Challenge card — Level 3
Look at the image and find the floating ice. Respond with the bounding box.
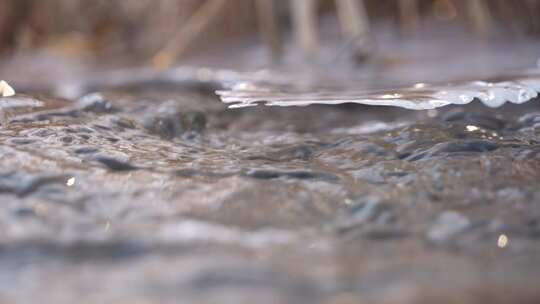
[0,96,43,125]
[16,63,540,112]
[0,80,15,97]
[0,96,42,109]
[216,67,540,110]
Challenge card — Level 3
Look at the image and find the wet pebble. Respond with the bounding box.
[174,168,237,178]
[252,145,318,162]
[28,128,55,138]
[244,169,339,182]
[144,114,182,139]
[406,140,498,161]
[496,188,527,202]
[77,93,116,113]
[362,227,408,240]
[427,211,471,243]
[34,109,81,121]
[106,137,120,143]
[0,172,69,197]
[12,207,36,218]
[517,112,540,128]
[396,140,437,160]
[441,109,507,130]
[350,167,386,184]
[92,124,113,131]
[73,146,100,154]
[432,140,498,153]
[60,136,74,144]
[94,156,138,171]
[280,145,316,161]
[7,138,36,145]
[333,197,395,234]
[525,218,540,237]
[353,142,389,157]
[0,241,149,262]
[143,111,206,140]
[112,117,137,130]
[182,111,207,133]
[73,126,94,134]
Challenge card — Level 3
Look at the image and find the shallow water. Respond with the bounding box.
[0,84,539,303]
[1,23,540,303]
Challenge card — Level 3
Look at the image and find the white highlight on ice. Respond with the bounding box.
[0,80,15,97]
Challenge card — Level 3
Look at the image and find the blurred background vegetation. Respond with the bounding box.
[0,0,539,67]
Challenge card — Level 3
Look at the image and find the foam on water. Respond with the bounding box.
[216,67,540,110]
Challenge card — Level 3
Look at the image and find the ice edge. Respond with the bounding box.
[216,71,540,110]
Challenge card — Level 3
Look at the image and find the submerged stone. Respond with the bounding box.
[77,93,116,113]
[0,172,69,197]
[94,156,138,171]
[406,139,499,161]
[143,111,207,140]
[244,169,339,182]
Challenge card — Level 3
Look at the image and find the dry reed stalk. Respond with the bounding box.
[466,0,492,36]
[291,0,320,58]
[255,0,283,61]
[151,0,228,69]
[336,0,370,40]
[398,0,420,33]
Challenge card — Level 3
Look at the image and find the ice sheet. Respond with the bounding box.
[216,68,540,110]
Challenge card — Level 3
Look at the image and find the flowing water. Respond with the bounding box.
[1,26,540,303]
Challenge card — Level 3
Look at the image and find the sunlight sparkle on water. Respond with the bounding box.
[66,177,76,187]
[497,234,509,248]
[466,125,480,132]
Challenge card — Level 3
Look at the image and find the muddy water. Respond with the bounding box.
[0,84,539,303]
